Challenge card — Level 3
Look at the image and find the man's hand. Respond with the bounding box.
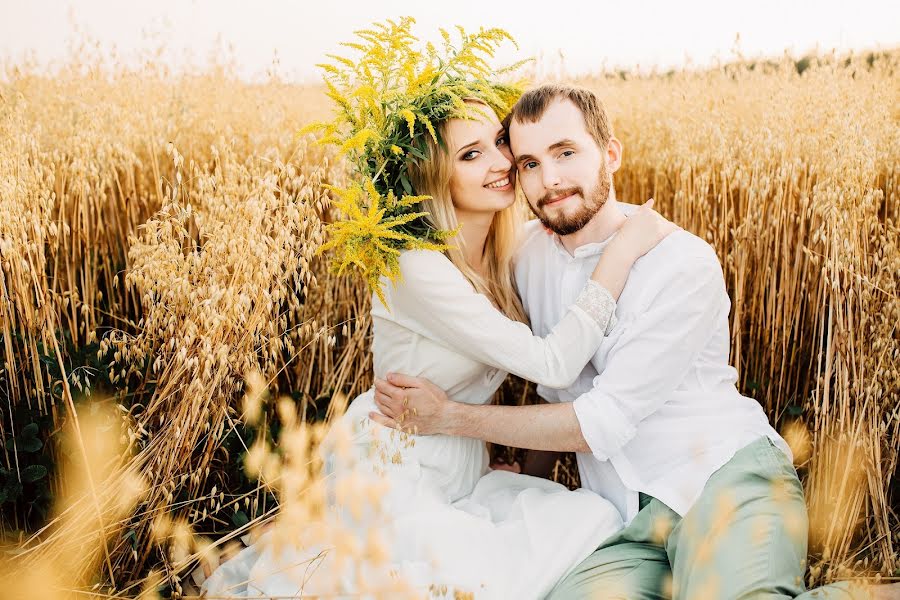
[370,373,453,435]
[490,459,522,473]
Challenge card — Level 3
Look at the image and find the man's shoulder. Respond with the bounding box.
[638,228,722,280]
[514,219,553,269]
[518,219,551,252]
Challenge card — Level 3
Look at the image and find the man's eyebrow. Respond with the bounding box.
[515,139,578,165]
[515,152,536,165]
[548,139,577,151]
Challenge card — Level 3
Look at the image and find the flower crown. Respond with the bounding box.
[304,17,526,307]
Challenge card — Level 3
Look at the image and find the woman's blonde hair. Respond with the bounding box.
[407,101,528,323]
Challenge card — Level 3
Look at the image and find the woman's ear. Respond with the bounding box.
[606,137,623,174]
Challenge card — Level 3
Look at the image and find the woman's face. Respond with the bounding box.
[446,105,516,219]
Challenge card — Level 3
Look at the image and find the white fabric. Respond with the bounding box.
[203,249,623,599]
[514,202,791,523]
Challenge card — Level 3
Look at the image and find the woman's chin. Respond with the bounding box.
[493,190,517,210]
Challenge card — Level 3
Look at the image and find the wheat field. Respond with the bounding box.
[0,47,898,598]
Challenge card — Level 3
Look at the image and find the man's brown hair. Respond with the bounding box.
[503,84,613,149]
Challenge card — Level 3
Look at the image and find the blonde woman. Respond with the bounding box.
[202,97,675,599]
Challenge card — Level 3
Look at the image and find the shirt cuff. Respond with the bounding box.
[572,391,637,461]
[573,280,618,335]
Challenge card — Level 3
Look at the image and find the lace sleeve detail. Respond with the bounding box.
[574,280,618,335]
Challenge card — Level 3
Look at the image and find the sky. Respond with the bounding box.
[1,0,898,81]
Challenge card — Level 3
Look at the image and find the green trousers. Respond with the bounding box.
[547,436,871,600]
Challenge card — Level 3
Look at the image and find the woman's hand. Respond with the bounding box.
[370,373,453,436]
[490,459,522,473]
[608,198,679,262]
[589,198,679,301]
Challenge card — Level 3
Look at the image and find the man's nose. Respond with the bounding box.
[542,162,561,189]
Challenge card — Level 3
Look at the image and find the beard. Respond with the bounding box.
[531,164,611,236]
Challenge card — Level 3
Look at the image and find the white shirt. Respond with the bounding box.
[362,249,616,502]
[514,204,790,523]
[371,250,614,406]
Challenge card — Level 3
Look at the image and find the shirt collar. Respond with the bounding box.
[548,200,637,260]
[550,230,619,260]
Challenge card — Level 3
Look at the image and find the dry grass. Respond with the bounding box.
[0,47,897,597]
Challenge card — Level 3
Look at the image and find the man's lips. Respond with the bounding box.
[542,192,576,207]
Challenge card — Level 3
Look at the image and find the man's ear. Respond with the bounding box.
[606,137,623,174]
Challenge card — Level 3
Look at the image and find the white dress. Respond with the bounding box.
[202,250,624,599]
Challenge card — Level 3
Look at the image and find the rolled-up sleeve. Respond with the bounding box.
[572,254,728,461]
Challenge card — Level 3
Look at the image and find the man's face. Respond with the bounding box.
[509,99,611,235]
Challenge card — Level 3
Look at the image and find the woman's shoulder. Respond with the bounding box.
[395,249,461,282]
[390,249,471,293]
[373,249,478,317]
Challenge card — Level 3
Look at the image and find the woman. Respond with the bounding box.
[202,95,675,599]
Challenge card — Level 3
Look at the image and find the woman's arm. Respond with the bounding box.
[385,201,674,389]
[386,249,614,389]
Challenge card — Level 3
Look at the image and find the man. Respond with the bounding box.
[370,84,871,599]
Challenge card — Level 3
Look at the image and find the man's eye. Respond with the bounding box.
[523,161,538,170]
[496,136,507,147]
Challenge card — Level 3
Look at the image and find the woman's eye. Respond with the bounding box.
[462,150,480,161]
[561,150,574,158]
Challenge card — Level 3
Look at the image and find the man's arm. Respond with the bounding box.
[569,253,726,460]
[372,250,727,455]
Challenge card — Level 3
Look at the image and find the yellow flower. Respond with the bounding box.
[399,109,416,137]
[340,128,377,154]
[317,179,454,308]
[307,18,523,301]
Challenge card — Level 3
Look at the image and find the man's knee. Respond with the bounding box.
[548,554,671,600]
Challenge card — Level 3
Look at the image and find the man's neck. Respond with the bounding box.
[558,198,627,255]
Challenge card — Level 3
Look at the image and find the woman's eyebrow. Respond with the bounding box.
[455,128,506,154]
[455,140,479,154]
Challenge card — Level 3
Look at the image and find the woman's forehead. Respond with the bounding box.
[447,110,501,147]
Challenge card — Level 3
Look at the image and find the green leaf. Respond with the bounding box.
[406,144,427,160]
[786,404,804,416]
[21,423,39,439]
[22,465,47,483]
[4,480,22,502]
[232,510,249,528]
[21,437,42,453]
[124,529,137,549]
[399,173,413,195]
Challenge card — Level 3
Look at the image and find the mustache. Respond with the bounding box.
[538,187,581,208]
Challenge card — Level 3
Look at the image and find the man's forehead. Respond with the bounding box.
[509,103,591,153]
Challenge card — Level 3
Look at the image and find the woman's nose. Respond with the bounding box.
[490,145,513,172]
